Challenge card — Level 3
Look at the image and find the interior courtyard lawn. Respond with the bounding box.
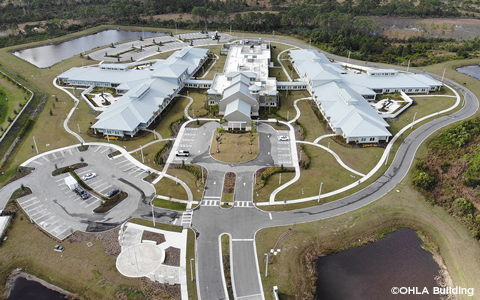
[196,45,226,80]
[182,89,210,118]
[275,90,308,121]
[254,172,295,203]
[154,176,188,200]
[210,131,259,163]
[297,100,327,142]
[275,144,358,202]
[387,95,458,135]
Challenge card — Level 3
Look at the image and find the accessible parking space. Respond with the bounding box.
[275,130,293,166]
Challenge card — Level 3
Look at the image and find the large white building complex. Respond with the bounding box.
[57,47,208,136]
[206,40,279,129]
[57,40,443,143]
[289,49,442,143]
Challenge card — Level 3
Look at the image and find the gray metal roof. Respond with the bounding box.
[224,99,251,120]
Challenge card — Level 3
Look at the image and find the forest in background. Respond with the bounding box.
[0,0,479,65]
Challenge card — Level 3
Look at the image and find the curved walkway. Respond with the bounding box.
[52,78,85,144]
[264,83,462,205]
[288,97,312,124]
[183,95,195,120]
[128,138,174,154]
[277,47,300,82]
[297,141,366,177]
[144,129,163,140]
[314,134,336,144]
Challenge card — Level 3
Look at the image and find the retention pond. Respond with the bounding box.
[12,29,164,68]
[457,65,480,80]
[315,228,441,299]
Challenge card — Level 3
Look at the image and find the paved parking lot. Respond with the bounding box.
[275,130,293,166]
[6,143,179,240]
[89,32,233,63]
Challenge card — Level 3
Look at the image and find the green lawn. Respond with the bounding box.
[275,145,358,202]
[186,229,198,300]
[128,218,183,233]
[297,100,327,142]
[387,96,458,135]
[167,168,204,201]
[152,198,187,211]
[254,172,295,203]
[0,75,31,135]
[196,45,226,80]
[276,90,307,120]
[154,177,188,200]
[182,89,210,118]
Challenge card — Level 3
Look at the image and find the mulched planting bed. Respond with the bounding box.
[143,173,159,183]
[65,228,121,258]
[2,167,35,187]
[142,230,166,244]
[223,172,236,194]
[9,187,32,200]
[52,163,87,176]
[163,247,181,266]
[93,191,128,213]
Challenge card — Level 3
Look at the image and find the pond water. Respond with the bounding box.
[315,228,441,300]
[457,65,480,80]
[7,276,67,300]
[12,30,164,68]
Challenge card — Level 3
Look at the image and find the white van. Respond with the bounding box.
[176,150,190,157]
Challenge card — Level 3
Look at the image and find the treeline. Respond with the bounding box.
[0,0,461,30]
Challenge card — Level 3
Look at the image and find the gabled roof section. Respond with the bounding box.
[231,73,251,85]
[223,81,255,100]
[224,99,251,119]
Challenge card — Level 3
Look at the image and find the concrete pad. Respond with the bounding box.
[116,243,165,277]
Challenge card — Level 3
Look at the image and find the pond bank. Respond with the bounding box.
[4,270,78,299]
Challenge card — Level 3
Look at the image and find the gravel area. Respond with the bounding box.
[142,230,166,244]
[163,247,181,267]
[140,277,181,300]
[65,228,121,258]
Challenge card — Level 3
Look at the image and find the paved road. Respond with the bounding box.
[191,39,480,300]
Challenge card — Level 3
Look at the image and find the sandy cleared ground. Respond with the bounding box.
[374,17,480,40]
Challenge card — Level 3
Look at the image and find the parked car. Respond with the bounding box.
[106,189,120,198]
[80,190,90,199]
[54,245,64,252]
[82,173,97,181]
[176,150,190,157]
[278,136,289,141]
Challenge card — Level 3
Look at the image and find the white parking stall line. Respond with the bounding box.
[60,151,65,158]
[55,177,67,182]
[26,205,44,214]
[279,154,291,157]
[278,141,290,145]
[92,182,109,189]
[101,148,110,153]
[115,159,129,165]
[61,187,69,191]
[42,156,50,162]
[89,179,104,188]
[54,226,71,238]
[31,208,49,218]
[23,200,40,209]
[84,199,101,208]
[100,185,113,193]
[48,218,61,228]
[32,160,43,166]
[35,211,51,220]
[51,152,58,159]
[278,147,290,151]
[69,194,77,198]
[128,168,139,175]
[134,171,146,178]
[18,197,37,204]
[76,169,93,175]
[67,148,73,155]
[120,163,134,169]
[39,215,55,224]
[94,146,102,152]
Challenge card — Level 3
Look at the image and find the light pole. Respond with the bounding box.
[77,124,81,134]
[407,59,410,73]
[33,136,39,154]
[348,51,351,63]
[140,145,144,163]
[264,253,269,277]
[279,173,282,185]
[441,68,446,82]
[190,258,195,281]
[318,182,323,203]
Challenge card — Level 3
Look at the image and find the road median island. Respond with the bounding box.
[210,131,259,163]
[221,234,234,300]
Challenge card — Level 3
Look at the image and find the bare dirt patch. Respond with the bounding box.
[65,228,121,258]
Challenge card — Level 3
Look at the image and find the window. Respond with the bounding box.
[361,138,367,142]
[369,137,375,141]
[209,100,215,105]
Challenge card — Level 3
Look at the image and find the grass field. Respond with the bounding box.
[152,198,187,211]
[0,75,30,135]
[210,132,259,163]
[182,89,210,118]
[167,168,204,201]
[275,145,358,201]
[0,210,142,299]
[297,100,326,142]
[154,177,188,200]
[186,229,198,300]
[387,96,458,135]
[276,90,307,121]
[128,218,183,232]
[254,172,295,202]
